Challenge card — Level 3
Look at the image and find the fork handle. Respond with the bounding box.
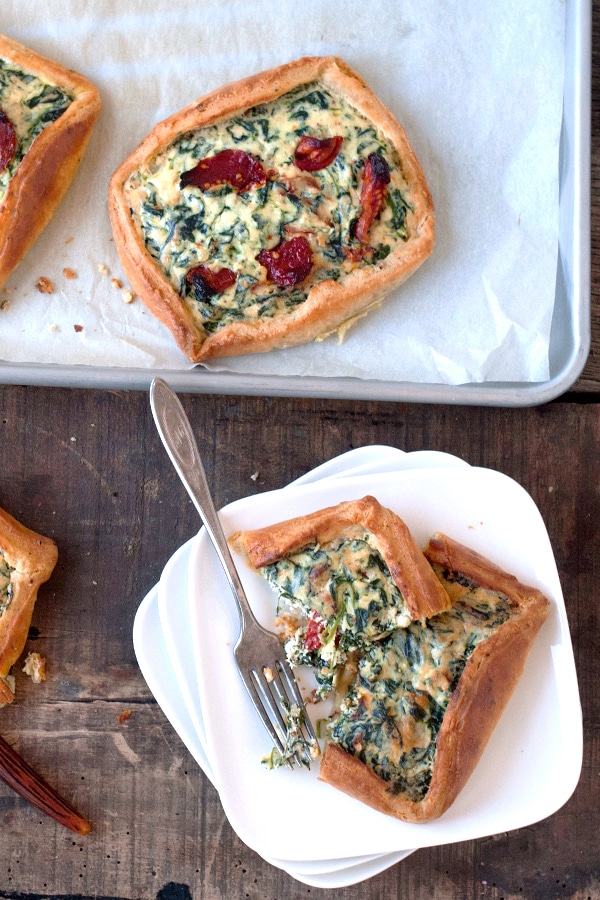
[150,378,256,632]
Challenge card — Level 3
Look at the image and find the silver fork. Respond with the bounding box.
[149,377,318,767]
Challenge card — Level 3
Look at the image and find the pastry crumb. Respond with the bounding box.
[63,267,77,280]
[118,709,132,724]
[1,299,10,311]
[122,289,135,304]
[36,276,54,294]
[97,263,110,275]
[22,652,46,684]
[74,324,84,332]
[250,471,260,481]
[111,277,123,290]
[49,324,60,332]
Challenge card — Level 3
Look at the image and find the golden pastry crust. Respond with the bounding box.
[0,504,58,701]
[230,496,451,621]
[318,532,550,822]
[108,55,434,362]
[0,33,101,289]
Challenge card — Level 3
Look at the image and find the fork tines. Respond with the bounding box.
[240,653,319,769]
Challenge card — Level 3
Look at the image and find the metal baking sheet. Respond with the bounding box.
[0,0,590,406]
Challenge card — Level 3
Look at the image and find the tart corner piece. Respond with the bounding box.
[108,55,434,362]
[318,533,550,823]
[0,504,58,703]
[0,33,101,289]
[230,495,451,703]
[231,496,450,623]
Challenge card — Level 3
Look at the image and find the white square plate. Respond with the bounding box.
[188,465,582,862]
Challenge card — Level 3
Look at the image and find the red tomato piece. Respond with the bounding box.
[304,611,325,650]
[354,152,390,243]
[0,110,17,173]
[180,149,266,193]
[257,236,313,287]
[185,265,237,301]
[294,135,343,172]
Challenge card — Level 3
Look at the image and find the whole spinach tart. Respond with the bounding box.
[0,33,101,289]
[108,56,434,361]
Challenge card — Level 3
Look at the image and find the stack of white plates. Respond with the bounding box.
[133,445,582,888]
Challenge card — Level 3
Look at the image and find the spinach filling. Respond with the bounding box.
[126,81,414,334]
[0,59,72,201]
[262,531,412,696]
[328,577,512,802]
[0,553,14,618]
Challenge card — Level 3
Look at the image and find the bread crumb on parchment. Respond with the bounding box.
[36,276,54,294]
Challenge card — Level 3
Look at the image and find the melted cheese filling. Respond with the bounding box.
[0,552,14,618]
[124,82,414,334]
[0,58,73,202]
[328,569,512,802]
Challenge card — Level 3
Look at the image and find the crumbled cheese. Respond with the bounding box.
[122,289,135,304]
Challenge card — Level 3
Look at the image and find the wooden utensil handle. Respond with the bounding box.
[0,734,91,834]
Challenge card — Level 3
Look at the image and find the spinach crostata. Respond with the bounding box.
[231,499,549,823]
[108,56,434,361]
[0,33,101,289]
[0,504,57,704]
[231,496,451,698]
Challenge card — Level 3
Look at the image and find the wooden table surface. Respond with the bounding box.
[2,13,600,900]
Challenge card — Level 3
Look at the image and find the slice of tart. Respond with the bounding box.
[109,56,434,361]
[0,33,101,289]
[230,496,451,696]
[319,533,550,822]
[0,504,58,704]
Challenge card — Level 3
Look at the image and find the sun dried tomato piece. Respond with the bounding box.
[185,265,237,302]
[180,149,266,193]
[256,236,313,287]
[304,611,325,650]
[0,110,17,173]
[294,135,343,172]
[354,152,391,243]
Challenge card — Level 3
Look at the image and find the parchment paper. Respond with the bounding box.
[1,0,565,385]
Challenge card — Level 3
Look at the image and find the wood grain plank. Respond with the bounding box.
[0,386,597,898]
